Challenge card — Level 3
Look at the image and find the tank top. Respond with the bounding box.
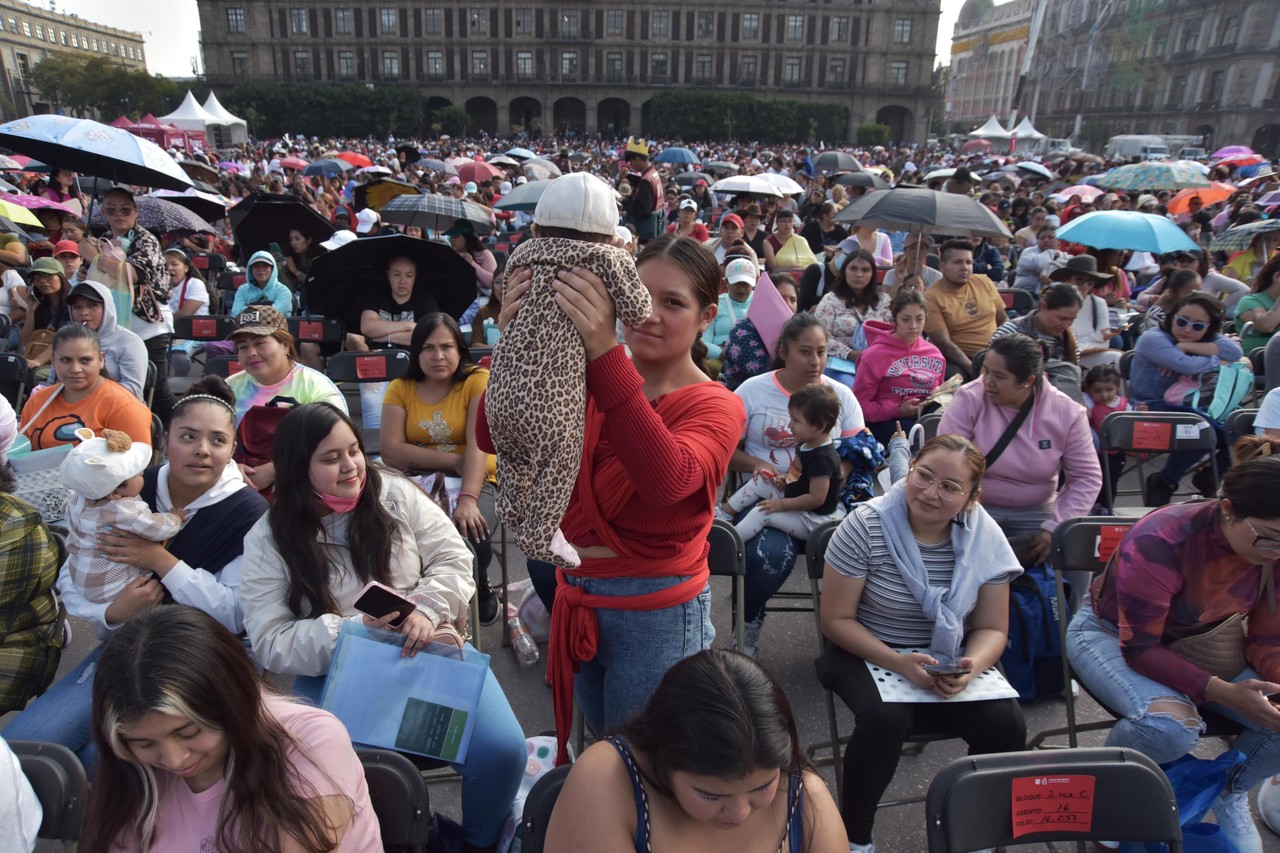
[603,736,806,853]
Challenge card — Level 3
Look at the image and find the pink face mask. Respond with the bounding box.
[315,485,363,514]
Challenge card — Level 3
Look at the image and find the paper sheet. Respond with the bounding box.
[865,648,1019,703]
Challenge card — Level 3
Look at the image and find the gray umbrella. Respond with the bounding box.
[833,172,890,191]
[833,187,1012,239]
[520,158,562,181]
[380,193,494,234]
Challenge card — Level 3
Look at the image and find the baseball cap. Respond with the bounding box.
[694,179,708,188]
[515,176,528,185]
[230,305,289,339]
[725,258,758,286]
[678,198,698,212]
[464,181,478,194]
[720,213,744,230]
[30,257,65,278]
[321,229,357,251]
[67,281,103,303]
[53,239,80,257]
[355,208,381,234]
[533,173,621,237]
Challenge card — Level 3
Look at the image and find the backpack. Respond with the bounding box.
[1000,563,1069,703]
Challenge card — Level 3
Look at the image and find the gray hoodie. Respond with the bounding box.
[79,279,148,400]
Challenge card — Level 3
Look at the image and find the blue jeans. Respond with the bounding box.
[1144,402,1229,488]
[564,574,714,737]
[2,643,102,771]
[743,526,801,623]
[1067,600,1280,794]
[294,643,525,847]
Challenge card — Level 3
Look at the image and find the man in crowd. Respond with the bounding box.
[923,238,1007,379]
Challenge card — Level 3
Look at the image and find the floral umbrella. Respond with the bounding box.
[1096,162,1210,191]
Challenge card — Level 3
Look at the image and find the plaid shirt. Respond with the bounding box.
[64,495,182,604]
[0,493,63,712]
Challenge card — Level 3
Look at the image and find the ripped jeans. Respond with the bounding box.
[742,526,801,623]
[1067,599,1280,794]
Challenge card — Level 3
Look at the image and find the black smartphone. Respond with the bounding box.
[353,581,415,628]
[923,663,972,677]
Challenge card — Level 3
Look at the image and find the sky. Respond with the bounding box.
[62,0,967,78]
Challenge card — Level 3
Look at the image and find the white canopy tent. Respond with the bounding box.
[969,115,1011,140]
[201,91,249,147]
[158,91,218,133]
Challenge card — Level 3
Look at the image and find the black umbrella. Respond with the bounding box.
[673,171,713,187]
[305,234,477,327]
[380,194,494,234]
[303,158,353,178]
[833,187,1012,239]
[178,158,220,183]
[833,172,890,191]
[89,195,216,234]
[230,191,336,264]
[812,151,862,176]
[146,189,228,223]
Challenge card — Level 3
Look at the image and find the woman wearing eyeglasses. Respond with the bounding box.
[1130,292,1241,507]
[817,434,1026,851]
[1066,439,1280,853]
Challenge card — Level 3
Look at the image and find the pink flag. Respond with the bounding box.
[746,271,795,357]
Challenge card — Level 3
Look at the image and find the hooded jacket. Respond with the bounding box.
[80,279,148,401]
[852,320,946,424]
[231,251,294,317]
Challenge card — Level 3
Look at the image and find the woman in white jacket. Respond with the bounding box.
[239,402,525,853]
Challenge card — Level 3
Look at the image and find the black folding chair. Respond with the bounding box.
[1224,406,1258,453]
[288,315,346,347]
[357,748,431,853]
[1098,410,1217,514]
[173,315,236,342]
[10,740,89,845]
[708,519,746,653]
[925,748,1182,852]
[0,350,31,408]
[997,287,1035,317]
[519,765,572,853]
[326,349,412,384]
[203,355,241,378]
[1250,346,1267,401]
[142,361,157,409]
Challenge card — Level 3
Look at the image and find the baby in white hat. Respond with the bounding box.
[487,172,652,567]
[60,429,185,604]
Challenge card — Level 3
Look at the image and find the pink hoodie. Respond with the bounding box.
[852,320,946,424]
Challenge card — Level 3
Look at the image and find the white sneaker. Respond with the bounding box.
[714,504,734,523]
[849,841,874,853]
[735,615,764,659]
[1212,791,1264,853]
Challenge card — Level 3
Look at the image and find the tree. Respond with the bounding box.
[646,91,849,143]
[26,51,180,117]
[856,123,891,147]
[434,105,472,138]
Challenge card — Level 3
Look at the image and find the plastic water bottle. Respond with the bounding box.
[507,615,539,667]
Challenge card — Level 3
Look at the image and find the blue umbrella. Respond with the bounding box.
[303,158,353,178]
[653,146,699,165]
[0,115,192,191]
[506,147,536,161]
[1055,211,1199,254]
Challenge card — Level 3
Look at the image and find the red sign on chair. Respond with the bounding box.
[1011,774,1096,838]
[1000,292,1016,309]
[355,356,387,380]
[1131,421,1172,451]
[192,318,217,338]
[298,321,323,341]
[1097,525,1128,563]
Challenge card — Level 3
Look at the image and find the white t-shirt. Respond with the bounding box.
[168,275,210,317]
[0,268,25,318]
[130,304,175,341]
[883,266,943,290]
[1255,386,1280,435]
[735,371,864,471]
[0,738,40,852]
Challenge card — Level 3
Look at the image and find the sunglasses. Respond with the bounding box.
[1173,315,1210,333]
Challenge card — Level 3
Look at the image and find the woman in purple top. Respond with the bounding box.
[1066,444,1280,853]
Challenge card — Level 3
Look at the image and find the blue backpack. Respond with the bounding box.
[1001,564,1070,703]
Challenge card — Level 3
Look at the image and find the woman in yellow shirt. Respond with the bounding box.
[763,209,819,276]
[380,313,499,623]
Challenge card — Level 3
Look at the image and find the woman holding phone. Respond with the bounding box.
[238,402,525,853]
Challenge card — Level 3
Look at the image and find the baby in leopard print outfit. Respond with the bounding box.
[488,172,652,567]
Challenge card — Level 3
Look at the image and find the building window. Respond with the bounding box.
[34,23,42,39]
[471,50,488,78]
[561,10,579,38]
[786,15,804,40]
[335,8,352,33]
[651,52,668,81]
[829,57,846,84]
[888,60,908,86]
[61,30,68,45]
[289,8,307,33]
[606,51,623,82]
[515,50,533,79]
[294,49,312,78]
[740,55,757,83]
[424,8,441,34]
[784,56,802,84]
[561,50,578,78]
[337,50,355,78]
[426,50,445,78]
[742,13,759,39]
[514,8,532,34]
[128,45,135,57]
[90,36,97,50]
[69,33,77,47]
[652,10,669,37]
[48,28,56,43]
[1180,21,1198,52]
[1219,15,1238,45]
[226,7,246,32]
[137,48,143,61]
[470,8,487,35]
[831,16,848,42]
[607,9,624,35]
[230,50,248,78]
[380,8,397,34]
[695,53,712,80]
[893,18,912,44]
[6,18,14,33]
[697,11,714,37]
[382,50,399,78]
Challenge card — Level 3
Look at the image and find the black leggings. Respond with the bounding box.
[144,333,174,427]
[815,642,1026,844]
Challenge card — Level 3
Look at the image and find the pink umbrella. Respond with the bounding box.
[457,160,503,183]
[281,156,309,170]
[1217,153,1265,168]
[1050,184,1104,203]
[960,139,992,155]
[1211,145,1254,159]
[1,193,78,215]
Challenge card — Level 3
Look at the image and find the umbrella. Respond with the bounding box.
[1054,211,1198,254]
[1209,220,1280,255]
[506,147,536,161]
[178,158,220,182]
[702,160,739,175]
[457,160,503,184]
[1050,185,1104,203]
[306,234,477,325]
[0,178,18,193]
[959,140,992,155]
[1216,153,1266,169]
[0,200,41,227]
[493,179,556,212]
[832,187,1012,239]
[336,151,373,168]
[0,115,193,191]
[1097,162,1211,191]
[303,158,353,178]
[710,175,783,198]
[653,147,699,165]
[812,151,861,175]
[521,158,562,181]
[0,215,31,241]
[380,193,495,234]
[833,172,890,191]
[672,172,713,188]
[757,173,805,196]
[1212,145,1254,159]
[0,154,22,169]
[924,167,957,180]
[415,158,455,175]
[567,152,590,163]
[218,160,241,173]
[147,189,229,222]
[0,193,78,215]
[1257,190,1280,208]
[357,165,393,177]
[1009,162,1054,180]
[979,172,1021,190]
[281,156,309,171]
[487,155,520,168]
[229,191,336,263]
[353,178,421,212]
[1166,182,1236,215]
[1170,159,1211,175]
[89,195,216,234]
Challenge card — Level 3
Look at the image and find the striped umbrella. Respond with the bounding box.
[1097,162,1211,191]
[1209,219,1280,255]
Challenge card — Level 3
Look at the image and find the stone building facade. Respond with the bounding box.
[944,0,1032,128]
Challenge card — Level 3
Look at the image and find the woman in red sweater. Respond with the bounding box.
[480,234,745,763]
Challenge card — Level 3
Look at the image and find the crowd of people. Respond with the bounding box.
[0,128,1279,853]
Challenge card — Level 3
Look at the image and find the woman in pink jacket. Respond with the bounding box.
[853,290,945,446]
[939,333,1102,566]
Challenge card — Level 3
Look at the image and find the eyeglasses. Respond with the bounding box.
[1245,518,1280,553]
[1173,315,1210,333]
[908,466,968,502]
[101,206,133,215]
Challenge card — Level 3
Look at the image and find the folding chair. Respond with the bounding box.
[519,765,572,853]
[0,350,31,408]
[708,519,746,653]
[0,312,12,352]
[997,287,1034,317]
[1098,410,1217,515]
[1224,406,1258,452]
[10,740,89,847]
[326,349,412,384]
[142,361,157,409]
[203,355,241,378]
[1118,350,1135,397]
[909,411,942,453]
[1250,346,1267,401]
[924,747,1182,853]
[356,748,432,853]
[288,315,346,348]
[173,315,236,342]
